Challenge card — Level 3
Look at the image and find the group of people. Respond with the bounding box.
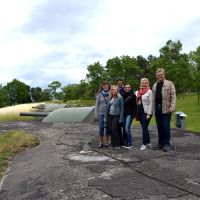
[95,68,176,152]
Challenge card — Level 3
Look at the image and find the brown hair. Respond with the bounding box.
[100,81,111,91]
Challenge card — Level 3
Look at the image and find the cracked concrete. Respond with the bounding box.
[0,120,200,200]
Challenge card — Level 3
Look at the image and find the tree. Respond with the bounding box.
[5,79,31,105]
[190,46,200,103]
[0,84,9,108]
[62,84,80,101]
[30,87,42,102]
[149,40,192,93]
[62,80,90,101]
[105,55,142,89]
[40,89,51,101]
[85,62,108,97]
[48,81,62,100]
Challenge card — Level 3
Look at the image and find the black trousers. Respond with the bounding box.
[107,115,120,147]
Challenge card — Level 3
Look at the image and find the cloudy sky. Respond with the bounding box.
[0,0,200,88]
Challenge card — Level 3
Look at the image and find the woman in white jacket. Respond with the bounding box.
[136,78,153,150]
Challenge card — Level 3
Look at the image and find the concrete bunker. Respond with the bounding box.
[42,106,95,123]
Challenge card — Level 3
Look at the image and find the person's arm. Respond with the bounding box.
[170,82,176,112]
[95,94,100,118]
[147,90,153,116]
[119,97,124,123]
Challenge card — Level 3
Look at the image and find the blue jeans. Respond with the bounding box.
[139,113,151,145]
[138,104,151,145]
[98,114,109,136]
[155,104,171,147]
[123,115,133,146]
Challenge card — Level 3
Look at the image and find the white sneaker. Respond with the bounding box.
[140,144,147,151]
[146,143,152,148]
[123,145,133,149]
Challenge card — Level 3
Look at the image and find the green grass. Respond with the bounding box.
[174,93,200,132]
[0,130,40,180]
[134,93,200,133]
[65,99,95,107]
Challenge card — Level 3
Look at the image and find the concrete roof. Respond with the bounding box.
[42,106,95,123]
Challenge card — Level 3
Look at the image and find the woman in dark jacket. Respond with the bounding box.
[122,84,137,149]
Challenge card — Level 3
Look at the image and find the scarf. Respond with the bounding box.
[136,87,149,102]
[124,91,131,99]
[101,90,109,97]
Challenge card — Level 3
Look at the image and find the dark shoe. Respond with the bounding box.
[162,145,170,152]
[98,144,103,148]
[153,144,162,150]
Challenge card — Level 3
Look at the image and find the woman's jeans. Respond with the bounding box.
[155,104,171,147]
[107,115,120,147]
[138,104,151,145]
[140,113,151,145]
[123,115,133,146]
[98,114,109,136]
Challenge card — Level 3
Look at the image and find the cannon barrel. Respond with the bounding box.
[20,112,48,117]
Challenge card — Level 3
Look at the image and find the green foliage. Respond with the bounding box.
[1,39,200,104]
[62,80,90,101]
[48,81,62,100]
[175,93,200,132]
[30,87,42,102]
[30,87,51,102]
[105,55,143,89]
[65,99,95,107]
[5,79,32,105]
[0,85,9,108]
[189,46,200,103]
[86,62,107,96]
[149,40,193,93]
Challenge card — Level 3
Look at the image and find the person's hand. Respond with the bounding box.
[146,114,151,120]
[95,113,98,119]
[119,120,123,127]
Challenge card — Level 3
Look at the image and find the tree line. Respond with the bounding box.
[0,40,200,107]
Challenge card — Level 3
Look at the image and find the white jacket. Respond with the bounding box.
[136,89,153,115]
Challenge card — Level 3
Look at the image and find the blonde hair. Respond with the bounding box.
[140,78,149,86]
[156,68,165,75]
[109,85,121,98]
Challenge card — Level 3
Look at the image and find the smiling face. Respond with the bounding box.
[141,80,148,89]
[111,86,118,97]
[140,78,149,89]
[103,84,109,91]
[124,84,131,92]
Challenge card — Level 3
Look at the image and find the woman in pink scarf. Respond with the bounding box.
[136,78,153,150]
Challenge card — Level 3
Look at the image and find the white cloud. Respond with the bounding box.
[0,0,200,87]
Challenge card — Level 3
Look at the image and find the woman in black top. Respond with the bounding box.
[122,84,137,148]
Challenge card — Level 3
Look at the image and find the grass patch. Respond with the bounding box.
[0,130,39,180]
[0,103,42,122]
[174,93,200,132]
[134,93,200,133]
[65,99,95,107]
